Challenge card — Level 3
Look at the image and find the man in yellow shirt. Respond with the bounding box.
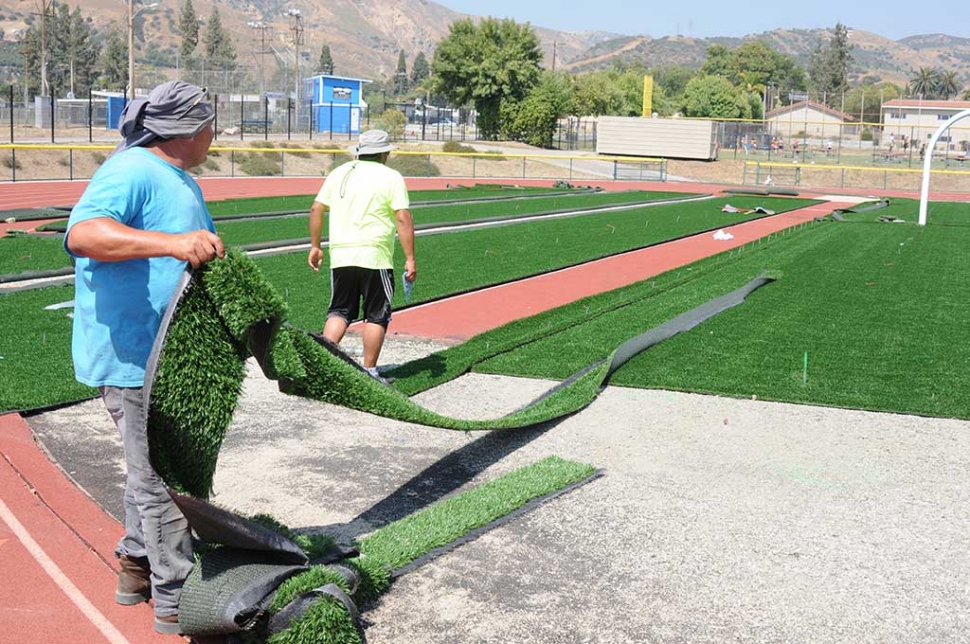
[308,129,416,380]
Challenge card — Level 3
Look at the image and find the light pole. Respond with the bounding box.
[247,21,270,96]
[287,8,303,128]
[128,0,159,99]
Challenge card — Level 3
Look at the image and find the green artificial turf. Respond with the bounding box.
[2,190,695,275]
[211,189,691,247]
[401,212,970,420]
[357,455,595,571]
[834,197,970,228]
[199,186,562,218]
[0,284,94,412]
[266,456,594,644]
[254,195,817,331]
[0,233,71,275]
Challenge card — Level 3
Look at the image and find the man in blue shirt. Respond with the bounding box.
[65,80,223,635]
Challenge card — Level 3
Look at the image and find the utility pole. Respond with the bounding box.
[552,41,557,72]
[32,0,54,97]
[287,8,303,128]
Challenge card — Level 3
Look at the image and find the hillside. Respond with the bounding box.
[0,1,966,90]
[562,27,970,87]
[0,0,613,83]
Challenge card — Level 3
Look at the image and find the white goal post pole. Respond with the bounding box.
[919,108,970,226]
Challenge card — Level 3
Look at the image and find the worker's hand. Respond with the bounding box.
[308,247,324,272]
[404,258,417,283]
[171,230,225,269]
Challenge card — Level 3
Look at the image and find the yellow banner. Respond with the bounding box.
[642,76,654,117]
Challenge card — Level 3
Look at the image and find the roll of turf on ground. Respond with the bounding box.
[145,248,773,497]
[831,199,891,221]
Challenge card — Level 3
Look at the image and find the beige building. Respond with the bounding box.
[765,100,857,140]
[881,99,970,152]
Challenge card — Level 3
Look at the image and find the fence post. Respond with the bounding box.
[213,95,219,141]
[11,149,16,181]
[50,92,55,143]
[9,85,15,143]
[612,160,617,180]
[329,102,333,141]
[287,99,292,140]
[264,96,269,141]
[240,95,244,141]
[69,149,73,181]
[88,88,93,143]
[522,155,526,179]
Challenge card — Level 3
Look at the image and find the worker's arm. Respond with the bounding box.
[308,200,327,272]
[395,208,416,282]
[66,217,224,269]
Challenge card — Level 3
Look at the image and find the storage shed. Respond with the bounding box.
[305,74,371,135]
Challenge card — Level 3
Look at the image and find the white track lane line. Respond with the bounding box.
[0,497,132,644]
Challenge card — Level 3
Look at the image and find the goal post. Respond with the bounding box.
[919,108,970,226]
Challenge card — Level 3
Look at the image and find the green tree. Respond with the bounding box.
[318,44,334,75]
[99,29,128,90]
[502,70,573,147]
[937,70,960,100]
[395,49,408,94]
[411,51,430,86]
[909,67,941,98]
[700,44,731,78]
[203,6,236,70]
[179,0,199,59]
[808,23,852,106]
[844,82,901,123]
[432,17,542,140]
[681,75,749,118]
[18,27,41,97]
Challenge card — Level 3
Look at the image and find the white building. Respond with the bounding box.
[881,99,970,152]
[765,100,857,139]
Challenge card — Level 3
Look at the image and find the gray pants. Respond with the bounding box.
[101,386,194,617]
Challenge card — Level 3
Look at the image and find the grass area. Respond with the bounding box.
[0,233,70,275]
[392,203,970,420]
[252,195,816,331]
[212,189,691,247]
[3,189,685,274]
[0,195,808,414]
[204,185,563,218]
[0,284,93,411]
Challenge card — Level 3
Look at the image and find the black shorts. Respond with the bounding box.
[328,266,394,327]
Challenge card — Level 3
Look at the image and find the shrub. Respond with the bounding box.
[372,109,407,139]
[861,129,874,142]
[1,155,21,170]
[281,142,310,158]
[239,154,281,176]
[388,154,440,177]
[442,141,476,154]
[91,152,106,165]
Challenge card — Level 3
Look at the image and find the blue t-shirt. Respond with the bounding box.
[66,147,215,388]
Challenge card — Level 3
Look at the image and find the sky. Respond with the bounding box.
[433,0,967,41]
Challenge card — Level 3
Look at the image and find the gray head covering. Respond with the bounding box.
[112,80,215,156]
[349,129,395,157]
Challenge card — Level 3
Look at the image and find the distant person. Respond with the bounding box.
[888,132,895,155]
[920,142,926,161]
[826,139,833,155]
[64,80,223,636]
[308,129,417,381]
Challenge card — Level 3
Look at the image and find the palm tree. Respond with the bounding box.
[909,67,941,98]
[937,70,961,100]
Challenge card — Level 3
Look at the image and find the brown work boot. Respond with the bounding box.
[115,554,152,605]
[154,614,181,635]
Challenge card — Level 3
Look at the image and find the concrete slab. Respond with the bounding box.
[27,336,970,644]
